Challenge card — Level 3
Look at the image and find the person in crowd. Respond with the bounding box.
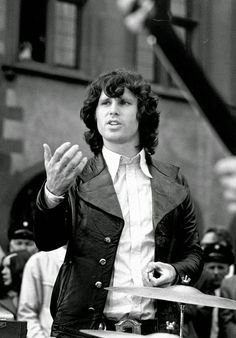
[213,153,236,337]
[0,250,31,319]
[201,226,235,276]
[218,271,236,337]
[33,68,203,337]
[8,220,38,255]
[184,241,234,338]
[201,226,234,249]
[17,246,66,338]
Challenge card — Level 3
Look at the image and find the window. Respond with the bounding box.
[136,0,198,89]
[54,2,80,67]
[19,0,47,63]
[153,0,197,86]
[18,0,85,69]
[170,0,197,54]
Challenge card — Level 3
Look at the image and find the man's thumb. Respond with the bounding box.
[43,143,52,166]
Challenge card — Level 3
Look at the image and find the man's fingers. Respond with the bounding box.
[74,157,88,176]
[146,261,158,273]
[215,157,236,213]
[65,150,83,171]
[145,261,176,287]
[117,0,136,15]
[220,176,236,189]
[215,157,236,175]
[43,143,52,167]
[52,142,72,164]
[227,203,236,213]
[60,145,80,168]
[148,272,167,287]
[65,151,88,176]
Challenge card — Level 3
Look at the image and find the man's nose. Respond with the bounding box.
[20,243,27,250]
[213,267,220,274]
[109,100,119,115]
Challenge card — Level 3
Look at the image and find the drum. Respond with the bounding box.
[80,329,179,338]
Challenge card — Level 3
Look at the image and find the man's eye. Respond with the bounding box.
[120,99,130,105]
[101,100,110,105]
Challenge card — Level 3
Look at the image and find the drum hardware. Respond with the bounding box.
[80,329,180,337]
[105,284,236,338]
[115,319,141,334]
[98,322,106,331]
[181,275,191,285]
[179,304,185,338]
[179,275,191,338]
[165,320,176,333]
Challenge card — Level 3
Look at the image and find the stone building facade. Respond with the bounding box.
[0,0,236,251]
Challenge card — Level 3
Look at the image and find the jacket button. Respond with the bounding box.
[99,258,106,266]
[95,281,102,288]
[104,237,111,243]
[88,306,95,312]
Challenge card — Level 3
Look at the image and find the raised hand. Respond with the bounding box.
[215,156,236,213]
[117,0,155,33]
[44,142,87,196]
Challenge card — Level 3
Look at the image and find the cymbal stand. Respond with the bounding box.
[166,303,185,338]
[179,303,185,338]
[179,275,191,338]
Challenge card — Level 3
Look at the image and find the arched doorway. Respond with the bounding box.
[8,171,46,240]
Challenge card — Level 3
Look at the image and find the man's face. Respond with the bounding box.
[1,253,16,286]
[204,262,229,289]
[96,88,140,154]
[9,239,38,255]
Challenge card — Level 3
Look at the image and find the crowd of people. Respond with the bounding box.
[1,223,236,337]
[1,68,236,338]
[0,220,65,337]
[184,227,236,338]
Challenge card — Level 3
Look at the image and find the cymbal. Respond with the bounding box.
[80,329,179,338]
[105,285,236,310]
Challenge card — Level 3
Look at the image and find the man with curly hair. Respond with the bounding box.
[34,69,203,337]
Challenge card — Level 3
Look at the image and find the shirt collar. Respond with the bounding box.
[102,146,152,181]
[139,150,152,179]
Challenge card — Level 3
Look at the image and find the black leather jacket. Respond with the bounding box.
[34,153,203,337]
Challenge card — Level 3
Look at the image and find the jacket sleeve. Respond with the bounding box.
[171,171,203,285]
[33,182,72,251]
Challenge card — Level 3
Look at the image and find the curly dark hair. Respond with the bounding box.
[80,69,160,155]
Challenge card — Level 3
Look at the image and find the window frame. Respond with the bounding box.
[153,0,198,87]
[3,0,90,84]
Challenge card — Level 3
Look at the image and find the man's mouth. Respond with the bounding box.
[107,120,121,125]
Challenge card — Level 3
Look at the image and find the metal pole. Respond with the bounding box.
[179,303,185,338]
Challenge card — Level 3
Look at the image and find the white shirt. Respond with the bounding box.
[17,247,66,338]
[102,147,155,321]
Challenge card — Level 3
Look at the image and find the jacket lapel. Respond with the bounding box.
[78,154,123,220]
[150,163,187,226]
[78,155,187,224]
